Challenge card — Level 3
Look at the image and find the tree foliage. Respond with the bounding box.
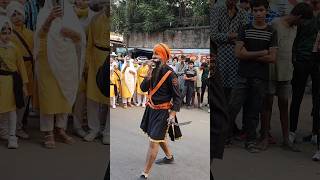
[111,0,210,33]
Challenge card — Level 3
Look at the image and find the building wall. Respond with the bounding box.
[125,26,210,49]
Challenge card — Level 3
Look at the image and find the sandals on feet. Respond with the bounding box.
[44,133,56,149]
[56,129,75,144]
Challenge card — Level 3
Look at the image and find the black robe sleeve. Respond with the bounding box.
[140,77,151,92]
[168,71,181,112]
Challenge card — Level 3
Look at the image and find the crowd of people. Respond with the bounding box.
[0,0,108,149]
[212,0,320,160]
[110,53,210,112]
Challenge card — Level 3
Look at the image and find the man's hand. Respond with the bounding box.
[48,6,63,22]
[228,32,238,40]
[60,28,81,43]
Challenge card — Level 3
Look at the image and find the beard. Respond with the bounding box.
[151,61,165,86]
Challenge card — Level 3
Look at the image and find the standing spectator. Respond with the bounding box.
[24,0,39,31]
[248,0,280,25]
[200,62,209,107]
[176,55,187,103]
[210,0,248,100]
[229,0,278,153]
[195,62,203,108]
[289,0,320,145]
[184,61,197,109]
[260,3,313,151]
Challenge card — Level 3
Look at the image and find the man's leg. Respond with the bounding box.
[55,113,75,144]
[143,141,160,175]
[186,85,192,106]
[159,139,173,158]
[73,92,87,138]
[101,104,109,145]
[16,96,29,139]
[259,94,274,150]
[228,77,249,141]
[137,94,142,106]
[40,114,55,148]
[85,98,100,141]
[311,62,320,139]
[245,79,266,153]
[290,61,310,136]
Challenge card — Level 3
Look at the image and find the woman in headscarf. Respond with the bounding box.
[7,0,34,140]
[121,57,137,108]
[0,16,28,149]
[34,0,86,148]
[0,0,9,15]
[136,61,149,108]
[74,0,97,33]
[84,1,109,144]
[138,43,182,179]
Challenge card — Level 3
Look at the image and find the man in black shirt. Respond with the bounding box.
[229,0,278,153]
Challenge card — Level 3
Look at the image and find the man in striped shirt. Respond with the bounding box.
[228,0,278,153]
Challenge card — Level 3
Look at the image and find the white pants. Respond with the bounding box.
[73,92,86,130]
[16,96,29,130]
[122,98,131,104]
[0,116,8,136]
[87,99,108,135]
[40,114,68,132]
[110,96,116,106]
[0,111,17,136]
[137,94,147,105]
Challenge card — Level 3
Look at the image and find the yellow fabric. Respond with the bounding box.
[75,7,89,18]
[136,65,148,95]
[37,38,72,114]
[86,12,109,104]
[110,72,117,97]
[0,45,28,113]
[11,26,34,96]
[121,71,133,99]
[114,69,121,96]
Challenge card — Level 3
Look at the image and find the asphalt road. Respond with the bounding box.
[212,95,320,180]
[0,117,109,180]
[110,105,210,180]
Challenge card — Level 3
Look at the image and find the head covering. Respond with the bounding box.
[121,58,136,95]
[6,1,25,18]
[153,43,171,63]
[34,0,86,106]
[0,15,12,30]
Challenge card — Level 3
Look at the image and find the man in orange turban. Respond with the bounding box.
[138,43,182,179]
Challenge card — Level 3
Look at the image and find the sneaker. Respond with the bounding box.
[123,104,128,109]
[311,134,318,145]
[245,142,260,153]
[112,105,116,109]
[16,129,30,139]
[142,104,146,108]
[312,151,320,161]
[208,108,210,113]
[83,131,99,142]
[102,134,110,145]
[74,128,87,138]
[8,136,18,149]
[155,156,174,165]
[199,103,203,108]
[289,132,296,144]
[281,142,301,152]
[136,103,141,107]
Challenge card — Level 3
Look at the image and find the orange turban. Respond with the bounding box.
[153,43,171,63]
